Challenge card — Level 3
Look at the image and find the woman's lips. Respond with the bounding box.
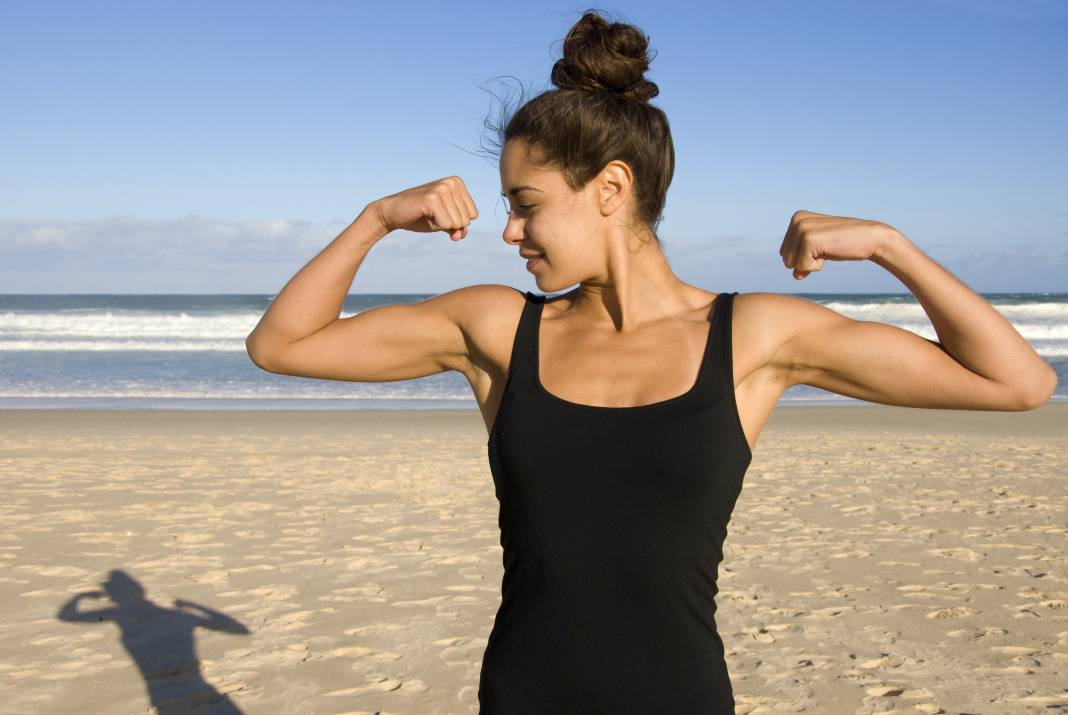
[525,256,543,271]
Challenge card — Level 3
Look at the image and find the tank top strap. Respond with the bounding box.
[502,290,546,393]
[710,291,739,394]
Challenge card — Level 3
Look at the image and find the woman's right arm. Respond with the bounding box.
[245,177,485,383]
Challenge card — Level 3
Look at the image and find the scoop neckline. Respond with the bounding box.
[532,294,720,412]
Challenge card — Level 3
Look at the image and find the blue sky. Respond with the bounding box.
[1,0,1065,294]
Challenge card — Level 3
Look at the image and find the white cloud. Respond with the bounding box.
[1,216,1063,293]
[0,214,519,270]
[953,239,1068,267]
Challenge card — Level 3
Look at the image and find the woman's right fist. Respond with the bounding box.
[371,176,479,241]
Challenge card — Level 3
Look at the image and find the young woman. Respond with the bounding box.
[245,10,1056,714]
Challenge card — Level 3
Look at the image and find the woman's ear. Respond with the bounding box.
[597,160,634,216]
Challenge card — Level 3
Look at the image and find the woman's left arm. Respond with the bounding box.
[771,210,1058,411]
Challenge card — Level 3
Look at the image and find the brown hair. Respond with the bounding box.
[481,9,675,242]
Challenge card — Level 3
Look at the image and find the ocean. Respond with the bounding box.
[0,292,1064,410]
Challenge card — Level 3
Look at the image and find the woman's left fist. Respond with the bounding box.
[779,210,898,280]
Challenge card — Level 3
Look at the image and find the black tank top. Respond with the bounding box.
[479,289,752,714]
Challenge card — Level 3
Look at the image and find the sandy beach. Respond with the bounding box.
[1,404,1065,715]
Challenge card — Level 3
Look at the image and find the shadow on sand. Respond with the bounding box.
[57,569,250,714]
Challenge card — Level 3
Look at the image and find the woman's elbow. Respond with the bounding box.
[1017,366,1059,410]
[245,332,281,373]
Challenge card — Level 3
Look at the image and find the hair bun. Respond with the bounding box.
[550,11,659,102]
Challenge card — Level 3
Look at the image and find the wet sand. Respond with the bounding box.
[1,404,1065,714]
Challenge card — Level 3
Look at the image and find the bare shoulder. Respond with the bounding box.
[725,292,844,433]
[445,282,527,333]
[444,283,529,377]
[733,290,822,316]
[731,291,845,375]
[437,282,525,320]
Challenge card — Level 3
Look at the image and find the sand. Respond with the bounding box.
[0,404,1065,714]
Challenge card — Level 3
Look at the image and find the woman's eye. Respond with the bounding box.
[501,193,534,216]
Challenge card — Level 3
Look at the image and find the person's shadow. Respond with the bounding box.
[57,569,250,714]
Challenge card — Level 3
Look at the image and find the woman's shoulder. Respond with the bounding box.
[437,282,527,306]
[437,283,531,332]
[432,284,535,382]
[730,290,829,330]
[732,290,828,317]
[729,290,851,365]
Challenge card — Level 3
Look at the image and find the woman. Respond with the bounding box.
[245,10,1056,714]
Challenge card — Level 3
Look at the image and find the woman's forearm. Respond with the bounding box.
[246,202,390,358]
[872,229,1057,398]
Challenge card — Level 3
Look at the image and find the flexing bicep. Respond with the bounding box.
[248,285,498,382]
[775,298,1028,410]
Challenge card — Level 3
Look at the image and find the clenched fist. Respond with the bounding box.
[371,176,479,241]
[779,210,901,280]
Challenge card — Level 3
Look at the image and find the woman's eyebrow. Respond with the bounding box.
[502,185,542,196]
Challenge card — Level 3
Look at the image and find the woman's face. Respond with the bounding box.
[499,139,626,293]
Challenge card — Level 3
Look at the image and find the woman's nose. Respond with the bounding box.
[502,218,523,245]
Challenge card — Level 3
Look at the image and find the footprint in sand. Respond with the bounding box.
[434,635,486,664]
[925,606,978,619]
[945,626,1008,640]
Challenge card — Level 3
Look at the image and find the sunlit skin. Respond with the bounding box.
[245,141,1058,453]
[498,138,712,327]
[496,138,747,413]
